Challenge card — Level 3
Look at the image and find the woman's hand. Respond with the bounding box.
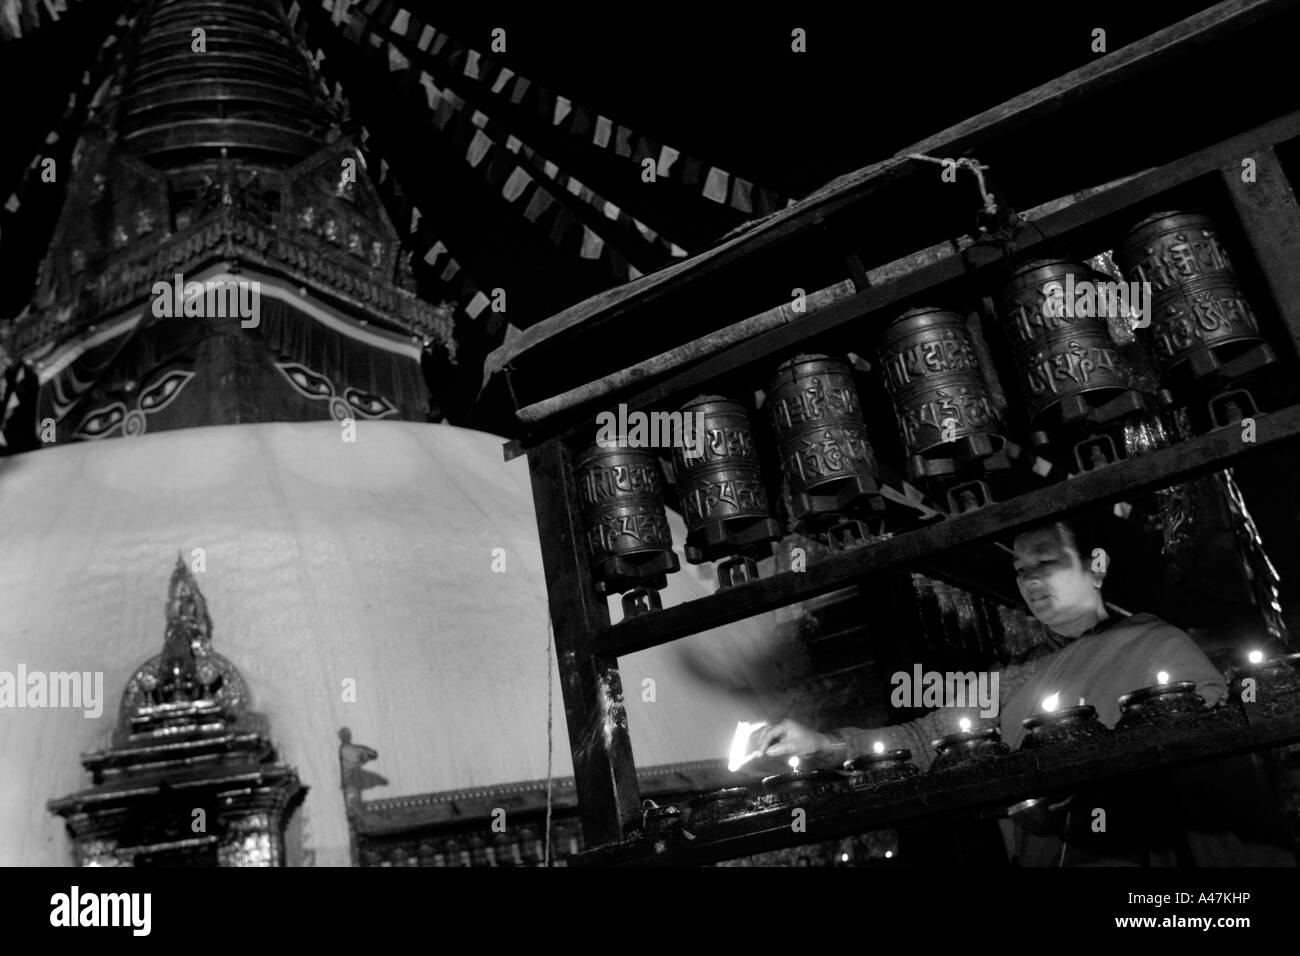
[753,719,831,759]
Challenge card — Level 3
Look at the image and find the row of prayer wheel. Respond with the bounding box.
[570,210,1272,612]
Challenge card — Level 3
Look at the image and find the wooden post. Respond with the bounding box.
[526,439,642,848]
[1222,145,1300,362]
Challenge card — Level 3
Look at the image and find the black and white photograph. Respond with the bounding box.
[1,0,1298,939]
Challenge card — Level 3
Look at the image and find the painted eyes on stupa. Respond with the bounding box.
[285,366,333,397]
[342,387,395,418]
[78,404,125,437]
[139,371,192,410]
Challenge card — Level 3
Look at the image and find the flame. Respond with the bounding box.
[1078,697,1086,707]
[1248,650,1264,664]
[958,717,972,733]
[727,720,767,772]
[1157,671,1169,685]
[873,741,885,754]
[789,756,801,772]
[1041,693,1060,713]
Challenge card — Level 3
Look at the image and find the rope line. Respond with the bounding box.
[906,152,999,217]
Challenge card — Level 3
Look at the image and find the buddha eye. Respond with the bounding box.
[276,362,334,398]
[75,403,126,438]
[139,370,194,410]
[342,386,396,419]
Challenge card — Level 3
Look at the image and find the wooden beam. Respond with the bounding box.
[593,402,1300,657]
[525,441,641,846]
[1222,144,1300,363]
[571,707,1300,866]
[529,108,1300,447]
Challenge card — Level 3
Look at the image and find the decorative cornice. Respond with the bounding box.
[14,205,456,361]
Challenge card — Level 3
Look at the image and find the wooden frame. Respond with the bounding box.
[512,0,1300,860]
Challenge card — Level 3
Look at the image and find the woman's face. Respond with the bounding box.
[1013,527,1101,629]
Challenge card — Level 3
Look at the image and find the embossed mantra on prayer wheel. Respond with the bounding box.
[876,307,1006,477]
[997,260,1134,425]
[1116,211,1267,380]
[670,396,781,565]
[767,354,882,528]
[573,443,679,610]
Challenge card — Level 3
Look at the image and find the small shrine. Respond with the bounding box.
[48,556,305,867]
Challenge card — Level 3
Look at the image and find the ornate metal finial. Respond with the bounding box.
[118,554,250,735]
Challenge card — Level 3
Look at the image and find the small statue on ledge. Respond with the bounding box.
[338,727,387,811]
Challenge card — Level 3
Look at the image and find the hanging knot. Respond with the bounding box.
[906,152,999,218]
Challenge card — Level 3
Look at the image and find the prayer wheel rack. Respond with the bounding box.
[489,0,1300,862]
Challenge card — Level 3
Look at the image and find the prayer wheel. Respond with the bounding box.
[1115,211,1266,380]
[670,395,781,565]
[572,443,679,600]
[876,307,1006,475]
[766,354,882,528]
[997,259,1135,425]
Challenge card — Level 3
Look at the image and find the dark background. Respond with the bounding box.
[0,0,1223,322]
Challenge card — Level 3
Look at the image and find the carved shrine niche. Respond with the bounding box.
[280,141,402,283]
[48,556,306,867]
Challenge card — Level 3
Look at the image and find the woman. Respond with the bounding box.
[754,515,1295,865]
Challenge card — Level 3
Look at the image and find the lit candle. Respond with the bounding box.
[958,717,972,733]
[1248,649,1264,665]
[788,756,801,774]
[1041,693,1060,713]
[1078,697,1086,707]
[1156,670,1169,685]
[872,741,885,755]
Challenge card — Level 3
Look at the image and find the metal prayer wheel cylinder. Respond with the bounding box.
[670,396,781,564]
[572,443,680,595]
[767,354,882,528]
[1115,211,1266,379]
[876,307,1005,474]
[997,260,1135,425]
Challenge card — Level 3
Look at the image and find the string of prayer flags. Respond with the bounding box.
[365,6,789,257]
[613,125,634,158]
[502,167,532,202]
[522,187,554,222]
[465,290,490,319]
[702,167,729,203]
[730,176,754,213]
[580,224,605,260]
[569,108,592,138]
[657,145,680,178]
[553,95,572,126]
